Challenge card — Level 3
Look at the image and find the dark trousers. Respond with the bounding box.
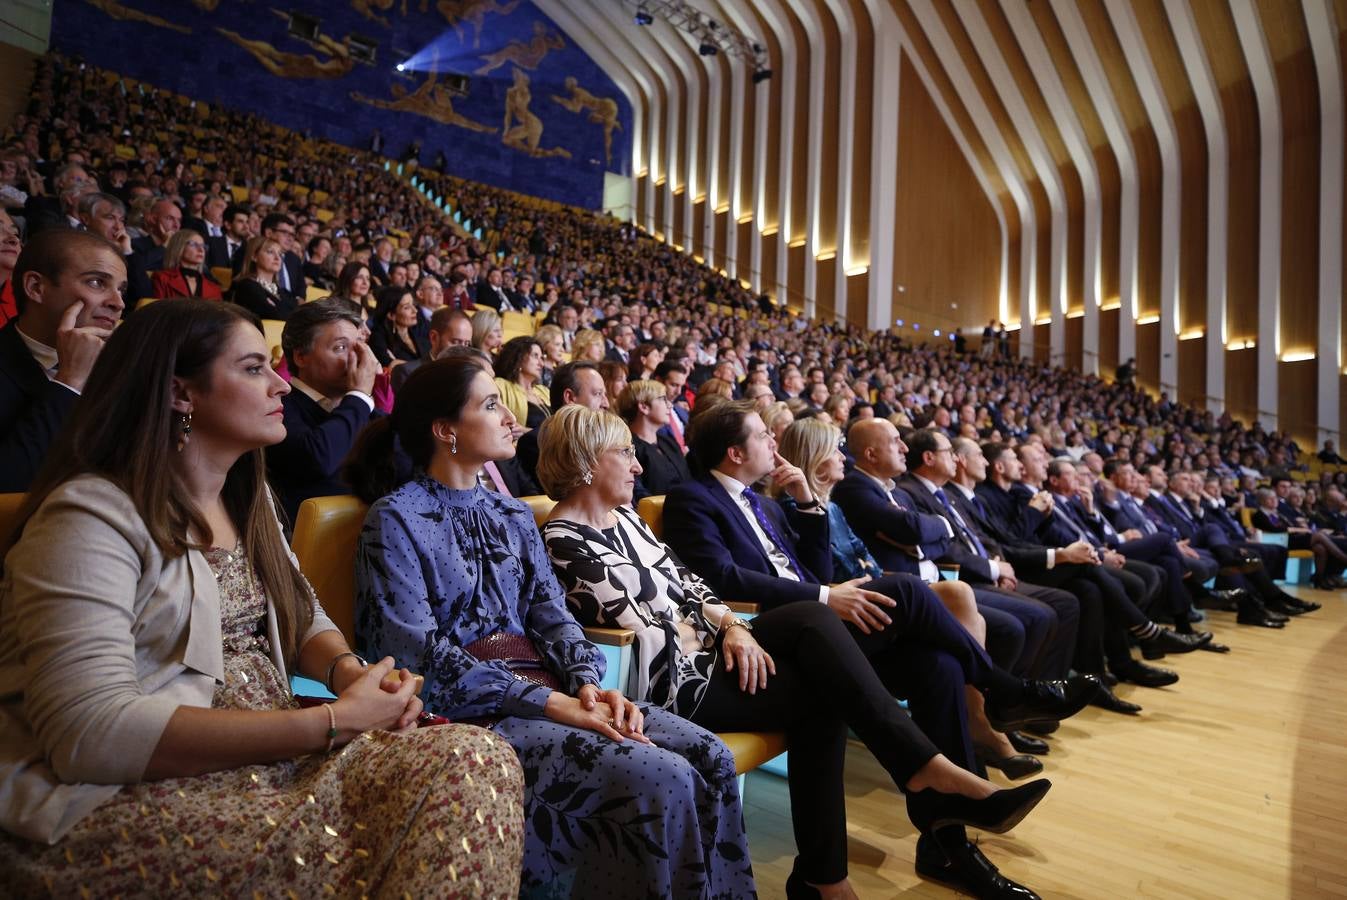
[1118,536,1193,620]
[694,601,943,884]
[1018,562,1104,677]
[972,587,1054,677]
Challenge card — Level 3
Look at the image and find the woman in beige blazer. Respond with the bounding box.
[0,297,524,896]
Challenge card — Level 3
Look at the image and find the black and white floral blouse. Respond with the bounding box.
[542,506,732,716]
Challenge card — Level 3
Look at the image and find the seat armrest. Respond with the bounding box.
[583,626,635,646]
[724,601,761,615]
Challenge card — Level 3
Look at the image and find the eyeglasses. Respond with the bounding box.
[611,446,636,460]
[184,240,205,249]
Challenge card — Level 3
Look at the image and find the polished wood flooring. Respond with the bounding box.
[743,585,1347,898]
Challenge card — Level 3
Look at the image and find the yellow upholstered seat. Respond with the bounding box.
[291,495,368,643]
[520,495,557,528]
[210,266,233,291]
[502,310,536,336]
[636,495,665,539]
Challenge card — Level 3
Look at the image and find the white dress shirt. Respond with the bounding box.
[290,377,374,413]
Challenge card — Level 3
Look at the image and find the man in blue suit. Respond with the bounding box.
[833,419,1047,679]
[664,399,1097,898]
[267,299,380,523]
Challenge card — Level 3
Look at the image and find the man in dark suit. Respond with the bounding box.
[974,443,1183,697]
[514,360,610,495]
[0,230,124,491]
[267,300,380,523]
[1043,460,1218,667]
[125,198,182,306]
[834,419,1046,678]
[368,237,394,286]
[899,428,1079,682]
[22,163,91,236]
[206,203,250,271]
[604,321,635,365]
[475,266,515,311]
[390,307,473,395]
[663,399,1095,899]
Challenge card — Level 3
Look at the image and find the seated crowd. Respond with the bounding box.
[0,53,1341,899]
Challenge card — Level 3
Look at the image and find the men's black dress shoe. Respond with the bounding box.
[1264,597,1308,617]
[1138,627,1213,659]
[975,748,1044,780]
[986,675,1100,732]
[1111,661,1180,688]
[1090,683,1143,714]
[907,779,1052,835]
[1197,638,1231,652]
[1282,595,1322,612]
[1237,606,1287,628]
[915,833,1042,900]
[1099,670,1119,687]
[1198,588,1244,612]
[1007,730,1049,755]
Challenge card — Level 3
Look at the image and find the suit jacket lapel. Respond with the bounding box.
[0,323,51,397]
[700,475,775,573]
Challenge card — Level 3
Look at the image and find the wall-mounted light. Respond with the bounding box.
[1179,329,1205,341]
[1136,314,1160,325]
[1280,350,1316,363]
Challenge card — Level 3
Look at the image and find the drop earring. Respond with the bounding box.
[177,412,193,453]
[449,433,458,455]
[581,470,592,485]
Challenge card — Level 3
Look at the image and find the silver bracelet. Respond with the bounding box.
[325,651,367,694]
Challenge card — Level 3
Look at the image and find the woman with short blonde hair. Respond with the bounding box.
[571,327,605,363]
[536,404,632,501]
[761,400,795,443]
[470,307,503,355]
[615,379,666,423]
[534,323,565,384]
[696,376,733,402]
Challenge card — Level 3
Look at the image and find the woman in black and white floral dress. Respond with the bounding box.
[537,405,1052,899]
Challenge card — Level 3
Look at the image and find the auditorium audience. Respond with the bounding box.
[540,404,1055,898]
[0,300,524,896]
[346,358,756,897]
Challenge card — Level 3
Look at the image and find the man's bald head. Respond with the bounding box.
[849,417,908,479]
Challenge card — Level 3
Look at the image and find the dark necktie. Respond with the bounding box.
[1055,497,1101,547]
[934,488,989,558]
[742,487,806,581]
[1126,496,1157,535]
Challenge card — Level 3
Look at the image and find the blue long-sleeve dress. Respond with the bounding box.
[355,475,756,898]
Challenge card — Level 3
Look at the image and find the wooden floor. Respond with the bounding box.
[743,584,1347,898]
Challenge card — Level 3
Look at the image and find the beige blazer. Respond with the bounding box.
[0,475,337,844]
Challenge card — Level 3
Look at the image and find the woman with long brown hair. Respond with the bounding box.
[0,300,523,896]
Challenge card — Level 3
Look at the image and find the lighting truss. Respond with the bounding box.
[620,0,771,80]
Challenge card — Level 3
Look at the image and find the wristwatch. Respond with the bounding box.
[722,617,754,635]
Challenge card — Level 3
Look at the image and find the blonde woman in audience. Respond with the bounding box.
[762,400,796,443]
[570,327,606,363]
[227,236,296,320]
[617,379,690,496]
[533,322,565,384]
[151,228,222,300]
[0,300,523,896]
[696,376,734,404]
[539,406,1052,900]
[470,307,503,356]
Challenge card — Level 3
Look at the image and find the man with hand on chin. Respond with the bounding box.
[268,299,381,522]
[0,229,124,490]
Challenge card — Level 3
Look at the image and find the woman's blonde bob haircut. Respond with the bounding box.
[536,404,632,500]
[775,417,842,503]
[615,379,666,423]
[570,328,605,362]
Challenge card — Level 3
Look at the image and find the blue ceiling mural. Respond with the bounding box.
[53,0,632,209]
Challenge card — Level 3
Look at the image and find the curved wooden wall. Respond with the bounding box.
[542,0,1345,445]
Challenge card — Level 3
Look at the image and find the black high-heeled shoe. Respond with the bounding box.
[908,778,1052,835]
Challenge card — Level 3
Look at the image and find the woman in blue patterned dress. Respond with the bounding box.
[346,356,756,898]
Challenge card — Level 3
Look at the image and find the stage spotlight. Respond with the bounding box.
[753,68,772,84]
[634,11,653,25]
[395,63,406,72]
[699,41,718,56]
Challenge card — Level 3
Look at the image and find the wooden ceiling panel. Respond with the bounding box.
[1028,0,1110,153]
[892,0,1016,230]
[974,0,1073,170]
[929,0,1039,187]
[1257,0,1319,135]
[1076,0,1151,138]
